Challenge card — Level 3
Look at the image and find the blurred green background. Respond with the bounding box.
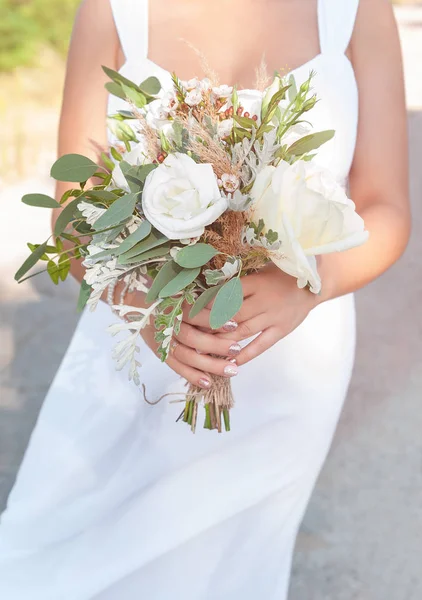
[0,0,79,72]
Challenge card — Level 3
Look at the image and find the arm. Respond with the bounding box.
[217,0,411,364]
[51,0,239,387]
[51,0,118,285]
[318,0,410,301]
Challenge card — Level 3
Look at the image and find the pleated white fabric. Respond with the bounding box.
[0,1,360,598]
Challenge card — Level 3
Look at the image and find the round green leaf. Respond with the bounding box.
[22,193,61,208]
[209,278,243,330]
[139,76,161,96]
[159,267,201,298]
[51,154,98,183]
[174,243,219,268]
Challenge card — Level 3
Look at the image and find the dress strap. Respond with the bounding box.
[318,0,360,54]
[109,0,149,61]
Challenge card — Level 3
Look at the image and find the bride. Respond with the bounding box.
[0,0,410,598]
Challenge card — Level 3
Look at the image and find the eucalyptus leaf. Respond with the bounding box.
[102,66,140,91]
[189,285,222,319]
[116,220,152,255]
[121,84,147,108]
[146,261,182,303]
[93,193,137,231]
[77,280,92,312]
[139,76,161,96]
[159,267,201,298]
[288,130,335,156]
[118,229,168,261]
[118,244,171,265]
[22,193,61,209]
[50,154,98,183]
[209,278,243,330]
[105,81,126,100]
[54,198,82,236]
[174,243,218,268]
[85,190,118,202]
[15,240,49,282]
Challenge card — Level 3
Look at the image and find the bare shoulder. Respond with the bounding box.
[71,0,118,58]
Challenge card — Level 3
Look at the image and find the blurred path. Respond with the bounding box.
[0,7,421,599]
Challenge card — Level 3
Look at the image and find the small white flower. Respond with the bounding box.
[212,84,233,100]
[161,91,179,116]
[182,77,200,91]
[281,122,312,148]
[217,118,233,139]
[185,89,203,107]
[221,173,240,193]
[199,78,212,92]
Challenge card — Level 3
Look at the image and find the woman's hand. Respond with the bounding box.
[223,265,318,365]
[139,311,241,390]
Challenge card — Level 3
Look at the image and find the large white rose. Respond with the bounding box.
[250,160,369,293]
[111,142,149,191]
[142,153,228,240]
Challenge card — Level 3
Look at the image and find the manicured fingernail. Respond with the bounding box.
[223,320,238,332]
[228,343,241,356]
[196,349,203,355]
[224,365,238,377]
[229,358,237,364]
[198,378,211,389]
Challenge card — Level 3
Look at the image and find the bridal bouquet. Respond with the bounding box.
[15,66,368,432]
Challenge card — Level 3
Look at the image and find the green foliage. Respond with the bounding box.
[209,278,243,330]
[0,0,80,72]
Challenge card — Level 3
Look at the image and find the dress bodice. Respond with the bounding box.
[108,0,359,184]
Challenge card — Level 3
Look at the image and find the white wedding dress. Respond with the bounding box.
[0,1,360,598]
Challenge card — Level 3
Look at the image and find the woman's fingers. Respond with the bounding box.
[217,314,267,342]
[170,340,239,379]
[166,354,213,389]
[182,305,240,334]
[236,327,281,366]
[176,322,241,357]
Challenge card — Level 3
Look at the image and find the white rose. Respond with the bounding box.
[250,160,369,293]
[217,118,234,139]
[142,153,228,240]
[111,142,149,191]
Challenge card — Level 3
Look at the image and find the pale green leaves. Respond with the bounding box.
[146,261,181,303]
[22,193,60,209]
[51,154,98,183]
[159,267,200,298]
[54,197,82,236]
[77,280,92,312]
[93,193,137,231]
[189,285,222,319]
[118,229,168,264]
[14,240,49,282]
[174,244,218,269]
[103,66,161,104]
[288,130,335,157]
[209,278,243,330]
